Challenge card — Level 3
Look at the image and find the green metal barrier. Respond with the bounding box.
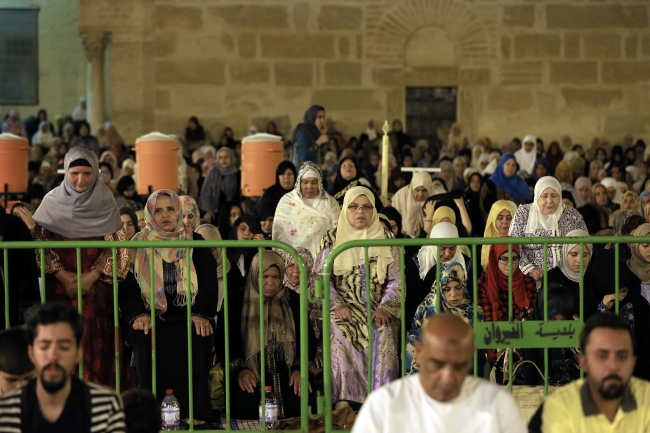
[1,239,311,433]
[317,235,640,433]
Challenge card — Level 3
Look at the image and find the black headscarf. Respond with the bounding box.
[333,157,360,194]
[116,175,135,196]
[291,105,324,145]
[253,161,297,220]
[217,201,243,241]
[561,190,576,208]
[185,116,206,142]
[379,206,404,238]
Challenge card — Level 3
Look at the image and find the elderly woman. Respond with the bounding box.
[121,189,219,424]
[229,251,311,419]
[21,146,130,387]
[547,229,592,311]
[199,147,240,223]
[509,176,588,285]
[405,261,484,375]
[313,186,401,408]
[479,154,532,220]
[391,171,433,238]
[480,200,518,272]
[273,162,340,258]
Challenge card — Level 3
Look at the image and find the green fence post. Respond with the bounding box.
[150,247,157,397]
[76,247,83,379]
[222,246,231,431]
[186,247,194,429]
[258,248,266,431]
[507,243,513,395]
[543,244,549,397]
[400,246,406,378]
[579,243,584,380]
[112,247,120,394]
[39,248,45,303]
[3,249,8,329]
[472,244,478,378]
[615,243,620,315]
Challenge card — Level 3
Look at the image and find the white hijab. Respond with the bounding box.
[333,187,393,283]
[524,176,564,234]
[514,134,537,175]
[417,222,466,279]
[391,171,433,238]
[559,229,592,283]
[364,120,377,142]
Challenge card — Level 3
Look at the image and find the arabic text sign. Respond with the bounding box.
[474,320,583,349]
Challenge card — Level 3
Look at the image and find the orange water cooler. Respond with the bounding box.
[135,132,179,195]
[0,132,30,209]
[241,133,284,197]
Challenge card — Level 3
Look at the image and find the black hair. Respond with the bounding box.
[26,303,83,348]
[230,215,262,240]
[580,313,636,354]
[0,327,35,375]
[119,206,138,231]
[122,388,162,433]
[69,159,92,169]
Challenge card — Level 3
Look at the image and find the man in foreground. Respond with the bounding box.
[0,303,126,432]
[531,313,650,432]
[352,313,526,433]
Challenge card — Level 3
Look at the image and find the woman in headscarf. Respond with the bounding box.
[531,157,549,181]
[31,121,55,148]
[70,121,100,156]
[574,177,602,235]
[22,146,130,387]
[199,147,240,223]
[121,189,218,424]
[273,162,340,258]
[514,135,537,176]
[436,159,460,192]
[391,171,434,238]
[477,244,537,366]
[479,154,533,220]
[115,175,143,212]
[71,97,87,121]
[184,116,206,146]
[312,186,401,408]
[292,105,328,167]
[228,251,312,419]
[464,171,486,237]
[480,200,518,272]
[422,197,472,238]
[620,190,641,213]
[546,141,564,173]
[332,157,382,208]
[626,165,645,193]
[547,229,592,310]
[216,200,243,241]
[554,160,574,188]
[405,261,484,374]
[443,123,467,156]
[253,161,297,221]
[509,176,588,286]
[99,149,121,179]
[591,182,619,230]
[389,119,412,151]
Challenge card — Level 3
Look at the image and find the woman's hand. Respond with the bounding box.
[15,206,36,230]
[132,315,152,334]
[252,234,265,241]
[372,307,393,327]
[529,268,543,281]
[602,293,626,310]
[288,370,312,396]
[453,197,466,211]
[203,212,215,223]
[334,305,353,323]
[238,369,257,393]
[314,346,323,369]
[80,269,100,294]
[424,200,436,219]
[316,134,329,146]
[191,316,213,336]
[56,270,78,298]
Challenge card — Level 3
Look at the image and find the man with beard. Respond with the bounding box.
[530,314,650,432]
[0,303,126,432]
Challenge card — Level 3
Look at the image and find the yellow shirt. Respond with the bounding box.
[541,377,650,433]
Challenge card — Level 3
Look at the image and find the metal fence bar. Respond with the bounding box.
[507,243,513,394]
[222,246,231,431]
[3,249,8,329]
[112,247,120,394]
[39,248,45,303]
[76,247,83,379]
[186,247,194,428]
[543,244,548,397]
[579,243,584,380]
[399,246,406,378]
[258,247,266,431]
[365,247,372,396]
[615,243,620,315]
[149,246,157,397]
[472,244,478,378]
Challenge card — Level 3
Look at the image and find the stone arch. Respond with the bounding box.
[404,26,458,67]
[366,0,495,66]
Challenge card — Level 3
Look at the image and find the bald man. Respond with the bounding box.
[352,314,526,433]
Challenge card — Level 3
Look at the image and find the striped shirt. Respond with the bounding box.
[0,378,126,433]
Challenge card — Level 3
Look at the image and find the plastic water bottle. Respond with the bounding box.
[161,389,180,430]
[259,386,279,429]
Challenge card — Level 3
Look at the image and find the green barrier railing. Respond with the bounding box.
[1,239,312,433]
[317,235,639,433]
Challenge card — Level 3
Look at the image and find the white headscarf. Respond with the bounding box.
[416,222,466,279]
[391,171,433,238]
[514,134,537,175]
[31,121,55,147]
[559,229,592,283]
[72,97,87,121]
[333,187,393,283]
[364,120,377,142]
[614,181,628,205]
[525,176,564,234]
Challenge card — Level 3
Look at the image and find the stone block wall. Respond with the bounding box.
[75,0,650,145]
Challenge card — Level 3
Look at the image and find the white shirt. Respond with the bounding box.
[352,375,527,433]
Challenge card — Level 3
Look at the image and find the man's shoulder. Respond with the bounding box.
[84,380,122,402]
[0,386,23,403]
[630,376,650,401]
[367,375,419,402]
[462,376,516,400]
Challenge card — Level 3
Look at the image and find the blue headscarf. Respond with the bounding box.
[530,157,549,181]
[489,154,533,201]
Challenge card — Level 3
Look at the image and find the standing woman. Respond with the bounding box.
[480,200,518,272]
[199,147,240,224]
[479,154,533,221]
[273,162,340,259]
[391,171,434,238]
[24,146,130,387]
[253,161,297,221]
[509,176,588,286]
[313,186,401,408]
[292,105,329,167]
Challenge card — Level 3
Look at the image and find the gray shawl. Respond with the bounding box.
[198,147,239,214]
[33,146,122,238]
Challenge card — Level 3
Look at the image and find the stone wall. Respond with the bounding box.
[77,0,650,145]
[0,0,87,122]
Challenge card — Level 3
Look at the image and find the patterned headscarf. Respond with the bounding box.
[425,261,482,324]
[295,161,326,199]
[179,195,200,230]
[132,190,198,313]
[281,247,314,294]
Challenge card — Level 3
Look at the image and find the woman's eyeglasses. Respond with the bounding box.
[348,204,374,213]
[498,256,520,264]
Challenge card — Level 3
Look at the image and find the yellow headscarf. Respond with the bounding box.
[433,206,456,226]
[481,200,518,271]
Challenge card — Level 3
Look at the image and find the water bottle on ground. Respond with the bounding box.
[259,386,279,429]
[161,389,180,430]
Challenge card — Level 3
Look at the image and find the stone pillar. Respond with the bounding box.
[81,31,107,133]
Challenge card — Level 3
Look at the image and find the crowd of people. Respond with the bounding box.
[2,103,650,430]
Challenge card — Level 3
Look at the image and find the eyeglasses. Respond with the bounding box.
[498,256,520,264]
[348,204,374,213]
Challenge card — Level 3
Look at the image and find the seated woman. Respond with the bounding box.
[480,200,518,272]
[121,189,218,424]
[477,244,537,366]
[591,182,619,231]
[253,161,296,222]
[405,261,483,374]
[391,171,433,238]
[216,201,243,240]
[547,229,592,312]
[273,161,340,259]
[229,251,311,420]
[509,176,587,287]
[574,176,602,234]
[422,196,472,237]
[479,154,532,221]
[313,186,401,408]
[464,171,486,237]
[332,157,382,208]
